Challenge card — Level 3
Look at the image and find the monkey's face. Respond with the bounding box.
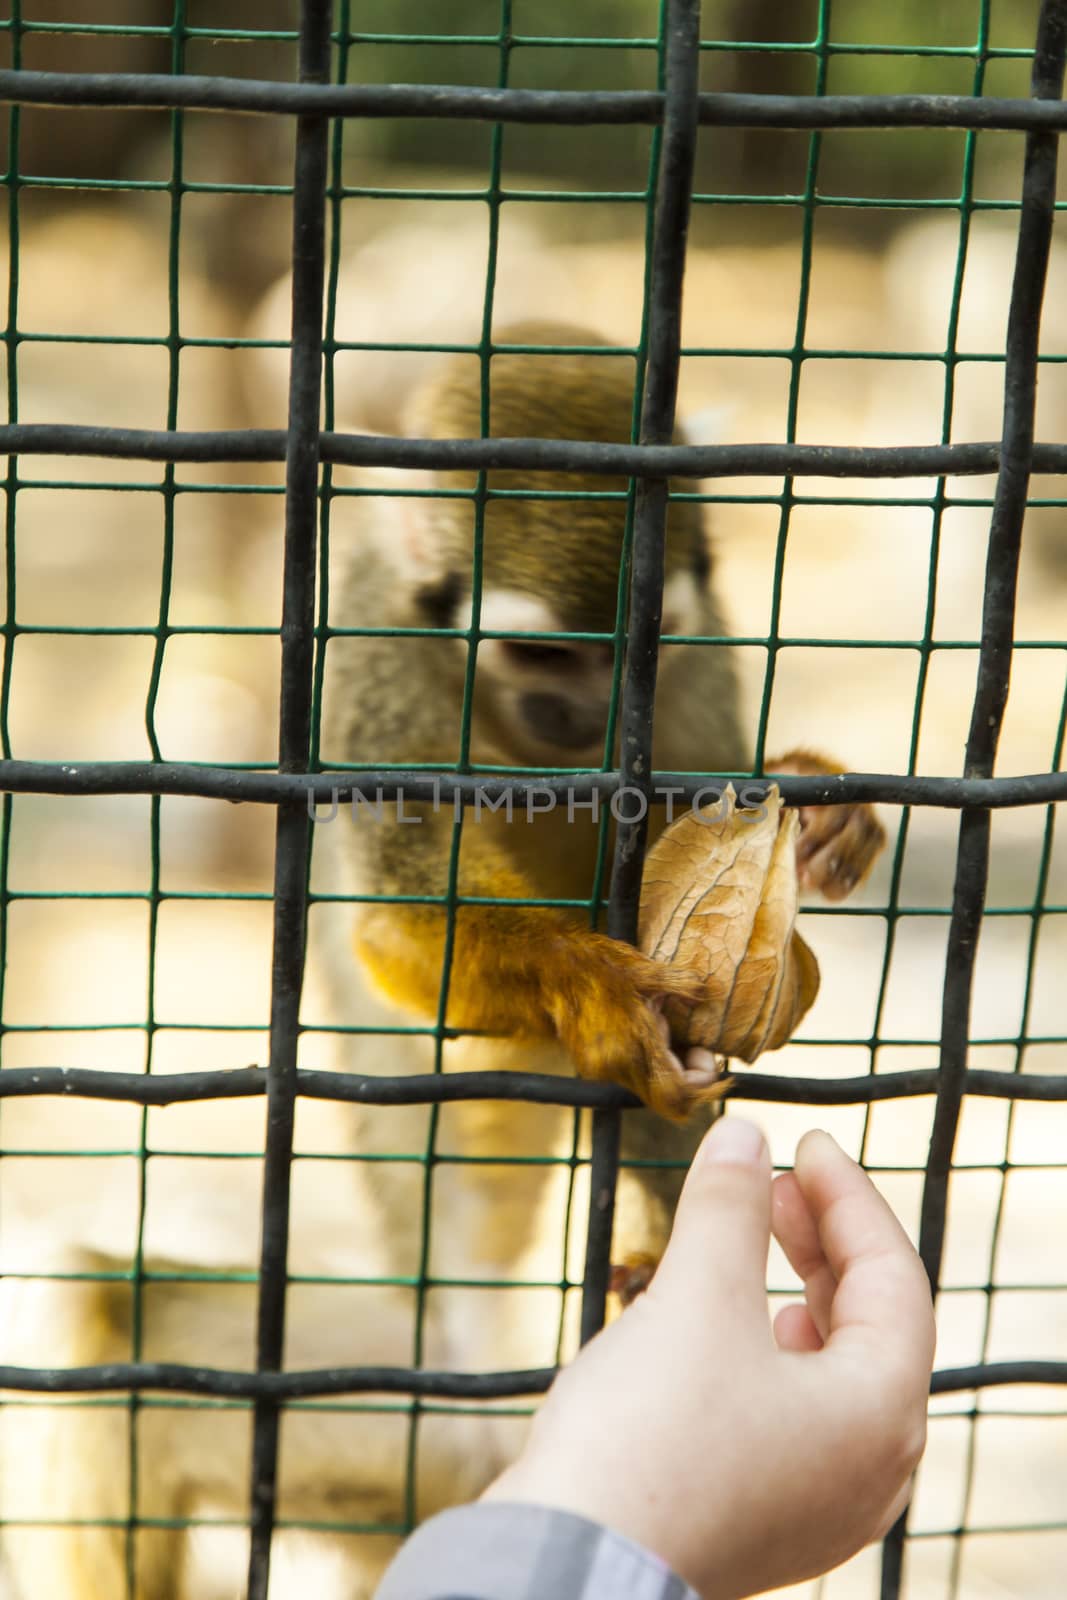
[470,573,705,766]
[470,590,613,763]
[405,443,713,765]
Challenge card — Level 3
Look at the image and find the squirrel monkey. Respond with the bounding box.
[0,323,884,1600]
[326,322,884,1116]
[319,321,886,1320]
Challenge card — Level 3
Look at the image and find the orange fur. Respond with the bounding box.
[354,900,705,1119]
[768,748,887,902]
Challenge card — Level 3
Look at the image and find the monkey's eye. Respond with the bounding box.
[500,639,577,671]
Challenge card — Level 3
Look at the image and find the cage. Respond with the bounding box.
[0,2,1066,1598]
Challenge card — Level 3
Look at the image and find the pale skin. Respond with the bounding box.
[483,1118,936,1600]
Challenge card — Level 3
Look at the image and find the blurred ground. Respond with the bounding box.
[0,6,1066,1594]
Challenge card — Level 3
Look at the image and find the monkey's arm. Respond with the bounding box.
[350,809,708,1119]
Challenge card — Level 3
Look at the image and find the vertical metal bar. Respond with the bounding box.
[246,4,332,1597]
[865,2,992,1174]
[0,23,21,900]
[579,0,702,1346]
[947,680,1067,1600]
[921,0,1067,1297]
[0,0,19,1469]
[881,4,1067,1593]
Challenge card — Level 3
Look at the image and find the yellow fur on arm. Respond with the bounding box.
[354,900,582,1039]
[353,898,704,1120]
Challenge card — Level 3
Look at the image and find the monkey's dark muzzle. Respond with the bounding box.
[519,692,608,751]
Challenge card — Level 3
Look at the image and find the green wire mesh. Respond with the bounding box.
[0,2,1066,1598]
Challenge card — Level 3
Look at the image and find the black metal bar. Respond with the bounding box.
[3,761,1067,809]
[609,0,707,941]
[4,423,1067,479]
[246,5,331,1596]
[1,70,1067,132]
[0,1362,556,1401]
[883,6,1067,1595]
[920,0,1067,1317]
[919,813,992,1283]
[4,1063,1067,1108]
[580,0,702,1349]
[930,1361,1067,1393]
[880,1521,905,1600]
[0,1356,1065,1404]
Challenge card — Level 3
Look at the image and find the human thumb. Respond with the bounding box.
[648,1116,774,1342]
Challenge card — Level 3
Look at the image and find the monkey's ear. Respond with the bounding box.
[391,469,451,574]
[359,466,455,582]
[355,472,466,628]
[393,476,469,631]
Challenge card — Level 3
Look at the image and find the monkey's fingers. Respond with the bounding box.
[795,800,886,901]
[552,937,728,1120]
[627,953,735,1120]
[643,1017,732,1120]
[618,995,730,1120]
[767,747,887,903]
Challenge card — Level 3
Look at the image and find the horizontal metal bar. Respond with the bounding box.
[2,1065,1066,1108]
[2,762,1067,809]
[1,1357,1065,1403]
[0,1065,626,1107]
[0,1360,555,1401]
[931,1362,1067,1393]
[3,424,1067,480]
[0,72,1066,132]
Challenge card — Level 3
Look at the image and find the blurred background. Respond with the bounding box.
[0,2,1065,1597]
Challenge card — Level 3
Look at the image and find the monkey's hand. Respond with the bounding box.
[542,929,727,1120]
[354,900,724,1121]
[766,748,886,901]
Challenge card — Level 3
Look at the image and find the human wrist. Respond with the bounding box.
[482,1452,726,1599]
[375,1499,703,1600]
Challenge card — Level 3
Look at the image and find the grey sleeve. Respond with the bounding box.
[373,1500,700,1600]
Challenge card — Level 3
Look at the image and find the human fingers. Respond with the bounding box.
[792,1131,936,1376]
[772,1301,823,1352]
[771,1168,836,1343]
[649,1116,775,1348]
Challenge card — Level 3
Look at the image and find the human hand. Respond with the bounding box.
[482,1118,935,1599]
